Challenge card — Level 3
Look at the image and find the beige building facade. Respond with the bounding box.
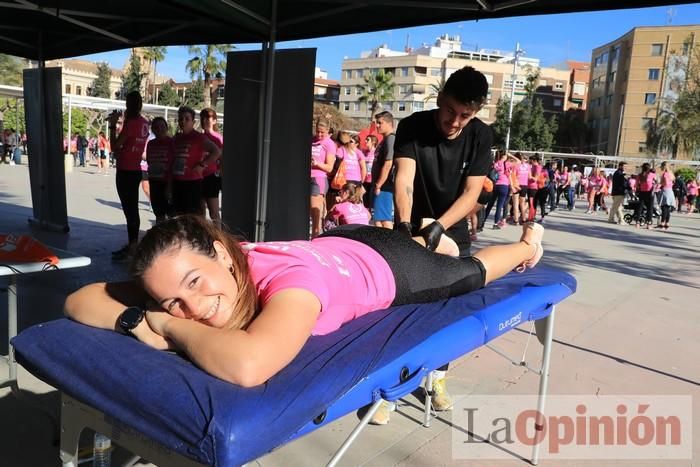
[339,35,573,125]
[45,58,123,99]
[587,25,700,158]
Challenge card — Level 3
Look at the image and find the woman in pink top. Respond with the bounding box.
[686,179,698,213]
[656,162,675,230]
[336,133,367,187]
[362,134,378,208]
[325,183,371,228]
[634,163,656,228]
[310,121,336,238]
[171,106,221,216]
[146,117,174,224]
[108,91,152,261]
[65,215,546,387]
[512,153,530,224]
[200,108,224,224]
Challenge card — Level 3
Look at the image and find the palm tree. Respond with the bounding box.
[186,44,233,108]
[424,76,446,103]
[358,69,395,119]
[142,46,167,104]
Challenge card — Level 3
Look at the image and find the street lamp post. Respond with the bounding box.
[505,42,525,153]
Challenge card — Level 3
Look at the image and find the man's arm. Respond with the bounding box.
[394,157,416,223]
[435,175,485,230]
[373,159,394,194]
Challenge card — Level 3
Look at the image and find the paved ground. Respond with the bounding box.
[0,161,698,467]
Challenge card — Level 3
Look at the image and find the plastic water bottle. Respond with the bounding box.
[93,432,111,467]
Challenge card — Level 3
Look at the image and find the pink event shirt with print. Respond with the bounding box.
[494,160,511,186]
[364,148,375,183]
[311,136,336,179]
[660,171,673,189]
[640,172,656,192]
[528,165,542,189]
[146,137,174,181]
[329,201,371,225]
[172,131,207,181]
[339,147,366,182]
[117,116,150,171]
[688,181,698,196]
[517,162,531,186]
[244,237,396,335]
[202,130,223,178]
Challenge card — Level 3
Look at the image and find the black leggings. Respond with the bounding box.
[320,225,487,306]
[536,188,548,217]
[116,170,143,244]
[635,191,653,224]
[660,205,671,224]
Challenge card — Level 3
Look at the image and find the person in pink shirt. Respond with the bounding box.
[171,106,221,216]
[686,179,698,213]
[483,151,512,229]
[656,161,675,230]
[146,117,174,224]
[200,108,224,224]
[586,168,604,214]
[108,91,151,261]
[634,163,656,228]
[310,121,336,238]
[362,134,378,208]
[325,183,371,228]
[64,215,546,388]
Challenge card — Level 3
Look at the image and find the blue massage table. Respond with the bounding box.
[12,267,576,467]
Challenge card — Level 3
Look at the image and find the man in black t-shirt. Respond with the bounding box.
[394,66,493,257]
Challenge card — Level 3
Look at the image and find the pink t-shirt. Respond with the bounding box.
[311,136,336,179]
[244,237,396,336]
[687,181,698,196]
[329,201,371,225]
[364,148,375,183]
[117,116,150,171]
[146,137,174,181]
[660,171,673,189]
[517,162,531,186]
[639,172,656,192]
[202,130,223,177]
[172,131,207,181]
[588,175,603,193]
[338,146,366,183]
[528,165,542,190]
[494,160,511,186]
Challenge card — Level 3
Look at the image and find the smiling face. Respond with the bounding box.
[142,242,239,328]
[435,93,478,139]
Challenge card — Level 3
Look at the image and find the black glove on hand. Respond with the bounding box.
[418,220,445,252]
[396,222,413,237]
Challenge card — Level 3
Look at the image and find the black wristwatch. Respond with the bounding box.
[118,306,146,335]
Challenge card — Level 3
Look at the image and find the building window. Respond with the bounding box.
[483,74,493,84]
[606,94,613,105]
[611,46,620,63]
[573,83,585,95]
[355,87,362,95]
[343,102,350,111]
[382,102,393,111]
[217,86,225,98]
[353,102,360,111]
[399,84,409,94]
[609,71,616,84]
[650,44,663,56]
[398,101,406,111]
[344,70,352,79]
[554,82,564,90]
[65,84,71,94]
[401,67,409,77]
[430,68,441,77]
[638,142,647,153]
[76,85,82,96]
[682,42,691,56]
[641,117,654,129]
[413,101,424,111]
[553,98,563,107]
[644,93,657,105]
[356,70,364,79]
[344,87,351,95]
[414,66,427,76]
[648,68,660,80]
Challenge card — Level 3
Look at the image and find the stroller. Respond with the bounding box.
[623,196,659,225]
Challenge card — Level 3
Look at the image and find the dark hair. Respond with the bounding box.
[374,111,394,125]
[178,106,196,120]
[130,216,258,331]
[125,91,143,120]
[442,66,488,109]
[365,134,378,146]
[151,116,168,132]
[618,161,627,169]
[200,107,219,132]
[341,182,363,204]
[641,162,650,175]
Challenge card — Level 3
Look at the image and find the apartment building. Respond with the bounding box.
[313,67,340,107]
[45,58,123,99]
[586,25,700,158]
[339,34,575,125]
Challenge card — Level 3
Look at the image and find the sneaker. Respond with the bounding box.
[492,224,501,230]
[430,378,454,411]
[497,220,506,228]
[585,209,592,214]
[369,400,395,425]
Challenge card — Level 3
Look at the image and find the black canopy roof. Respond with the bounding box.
[1,0,696,61]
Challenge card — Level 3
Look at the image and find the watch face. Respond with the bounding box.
[119,306,145,332]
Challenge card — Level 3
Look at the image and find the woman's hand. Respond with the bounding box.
[132,317,175,350]
[145,310,178,336]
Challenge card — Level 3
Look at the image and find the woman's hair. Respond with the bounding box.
[341,183,363,204]
[124,91,143,120]
[151,117,168,133]
[336,130,352,146]
[200,108,219,132]
[365,134,378,146]
[660,161,668,171]
[130,216,259,331]
[641,162,650,175]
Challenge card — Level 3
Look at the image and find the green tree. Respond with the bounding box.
[183,79,205,109]
[492,98,557,151]
[143,46,167,104]
[358,69,395,119]
[62,107,89,136]
[554,109,587,152]
[0,54,24,86]
[120,50,146,99]
[186,44,233,108]
[424,76,446,103]
[1,99,25,134]
[158,81,180,107]
[90,62,113,98]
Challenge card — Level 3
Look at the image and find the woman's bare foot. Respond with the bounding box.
[515,222,544,272]
[412,218,460,257]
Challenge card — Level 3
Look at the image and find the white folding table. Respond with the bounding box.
[0,247,91,390]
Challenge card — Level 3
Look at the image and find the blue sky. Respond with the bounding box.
[77,4,700,82]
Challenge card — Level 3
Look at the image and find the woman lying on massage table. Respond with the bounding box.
[64,215,544,388]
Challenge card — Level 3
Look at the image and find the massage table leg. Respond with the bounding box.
[531,306,556,465]
[423,371,434,427]
[326,398,384,467]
